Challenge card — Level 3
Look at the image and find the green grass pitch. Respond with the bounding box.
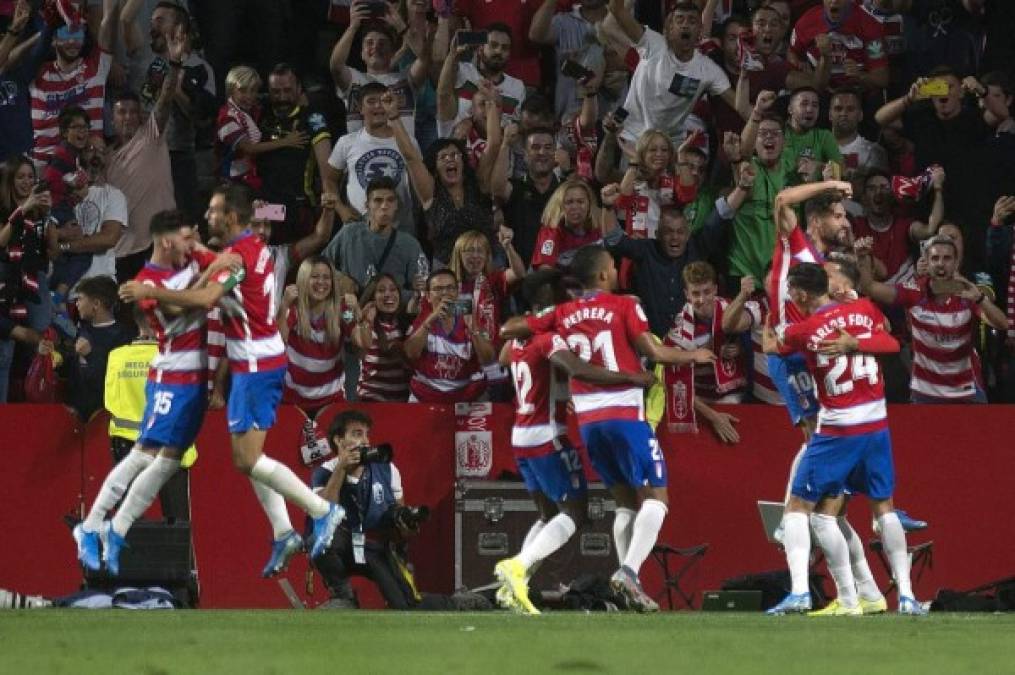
[2,611,1014,674]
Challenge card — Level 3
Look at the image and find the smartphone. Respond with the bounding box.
[826,160,842,181]
[254,203,287,222]
[457,30,488,46]
[365,1,388,18]
[560,59,593,81]
[33,179,50,194]
[449,297,473,317]
[929,278,965,296]
[668,72,701,98]
[613,106,629,124]
[917,78,950,99]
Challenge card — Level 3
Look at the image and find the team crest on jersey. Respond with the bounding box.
[372,481,385,504]
[434,352,462,380]
[866,40,884,59]
[354,148,406,188]
[540,239,555,256]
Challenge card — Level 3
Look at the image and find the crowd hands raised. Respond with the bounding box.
[2,0,1015,426]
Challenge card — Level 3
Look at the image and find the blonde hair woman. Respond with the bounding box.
[617,128,679,239]
[530,178,603,270]
[278,256,372,413]
[447,227,525,343]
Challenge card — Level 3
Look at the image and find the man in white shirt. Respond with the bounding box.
[608,0,747,146]
[327,82,419,237]
[830,88,889,185]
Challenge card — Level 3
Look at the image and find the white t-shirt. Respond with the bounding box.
[340,68,416,137]
[838,134,889,176]
[328,128,418,237]
[621,29,730,145]
[453,61,526,126]
[76,183,128,279]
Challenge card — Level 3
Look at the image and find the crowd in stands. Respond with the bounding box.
[2,0,1015,431]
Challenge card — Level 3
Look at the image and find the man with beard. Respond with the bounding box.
[106,23,186,282]
[830,88,889,192]
[330,1,429,136]
[789,0,889,92]
[257,63,333,245]
[130,1,215,221]
[609,0,746,148]
[778,87,843,187]
[441,23,526,131]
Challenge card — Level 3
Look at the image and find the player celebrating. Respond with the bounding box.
[72,210,213,573]
[495,269,655,615]
[768,262,925,616]
[503,245,715,612]
[120,184,344,578]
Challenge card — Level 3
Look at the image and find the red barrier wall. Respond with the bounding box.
[2,404,1013,608]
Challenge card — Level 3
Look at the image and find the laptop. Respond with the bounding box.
[757,500,785,544]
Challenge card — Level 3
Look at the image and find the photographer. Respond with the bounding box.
[312,410,473,610]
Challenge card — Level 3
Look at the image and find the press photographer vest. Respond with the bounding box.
[341,462,396,532]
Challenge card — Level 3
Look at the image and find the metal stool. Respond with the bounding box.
[650,543,709,609]
[868,539,934,597]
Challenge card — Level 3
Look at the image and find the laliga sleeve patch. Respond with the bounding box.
[549,333,568,355]
[541,239,555,256]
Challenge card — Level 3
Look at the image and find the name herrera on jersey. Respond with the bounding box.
[806,312,875,350]
[562,306,615,329]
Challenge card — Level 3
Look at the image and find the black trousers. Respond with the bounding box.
[110,437,190,522]
[313,527,416,609]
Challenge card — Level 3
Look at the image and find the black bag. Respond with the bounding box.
[932,576,1015,612]
[561,573,627,611]
[721,570,829,610]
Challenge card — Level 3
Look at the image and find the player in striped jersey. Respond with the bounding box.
[494,269,655,614]
[73,210,212,574]
[119,185,345,578]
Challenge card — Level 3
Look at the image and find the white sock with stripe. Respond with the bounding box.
[517,513,576,570]
[249,455,330,519]
[249,476,294,540]
[111,455,181,537]
[83,447,154,533]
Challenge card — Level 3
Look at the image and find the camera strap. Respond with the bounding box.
[374,228,398,276]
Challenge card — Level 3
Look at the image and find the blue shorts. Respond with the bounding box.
[138,380,207,450]
[580,419,666,489]
[791,428,895,504]
[227,368,285,434]
[516,442,588,503]
[768,353,819,426]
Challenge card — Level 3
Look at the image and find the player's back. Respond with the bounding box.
[553,292,647,425]
[135,261,207,384]
[508,334,569,455]
[222,232,286,373]
[789,299,889,435]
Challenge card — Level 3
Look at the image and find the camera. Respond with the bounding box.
[392,504,430,531]
[358,443,394,464]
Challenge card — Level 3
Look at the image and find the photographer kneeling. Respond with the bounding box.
[312,410,486,610]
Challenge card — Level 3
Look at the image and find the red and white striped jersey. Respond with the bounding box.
[781,299,892,436]
[769,227,824,328]
[206,306,225,389]
[29,50,112,164]
[508,332,570,459]
[282,311,348,411]
[357,317,411,402]
[742,296,784,405]
[526,291,649,426]
[215,231,286,373]
[407,313,485,403]
[136,260,208,386]
[894,278,982,401]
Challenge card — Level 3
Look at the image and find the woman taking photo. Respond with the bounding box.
[447,227,525,343]
[356,273,412,402]
[530,178,603,271]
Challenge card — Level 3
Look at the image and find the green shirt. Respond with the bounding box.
[683,184,719,234]
[729,156,789,281]
[780,127,842,186]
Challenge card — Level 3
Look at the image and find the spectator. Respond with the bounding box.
[609,0,746,148]
[451,4,543,86]
[721,273,785,405]
[829,88,889,192]
[396,0,440,151]
[615,129,677,239]
[986,195,1015,402]
[0,0,39,159]
[326,81,418,237]
[780,87,844,186]
[789,0,889,92]
[508,93,556,180]
[356,273,412,402]
[530,178,604,271]
[492,125,561,267]
[447,228,525,343]
[404,268,494,403]
[329,2,429,136]
[439,25,526,134]
[322,176,425,299]
[258,63,333,244]
[128,1,216,222]
[39,105,89,222]
[215,65,308,191]
[278,256,372,415]
[67,275,133,419]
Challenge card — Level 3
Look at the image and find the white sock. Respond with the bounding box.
[613,507,636,565]
[877,512,914,599]
[249,455,330,519]
[249,476,294,540]
[111,455,180,537]
[838,516,882,601]
[783,443,808,504]
[83,448,154,532]
[521,520,545,552]
[811,513,858,608]
[783,512,811,595]
[516,513,576,569]
[622,499,667,575]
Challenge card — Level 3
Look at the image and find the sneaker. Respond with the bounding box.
[807,599,862,616]
[609,566,659,613]
[898,595,928,616]
[308,504,346,560]
[766,592,812,615]
[859,596,888,615]
[73,524,101,572]
[102,521,127,577]
[896,510,928,532]
[495,558,540,615]
[261,530,304,578]
[495,583,516,610]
